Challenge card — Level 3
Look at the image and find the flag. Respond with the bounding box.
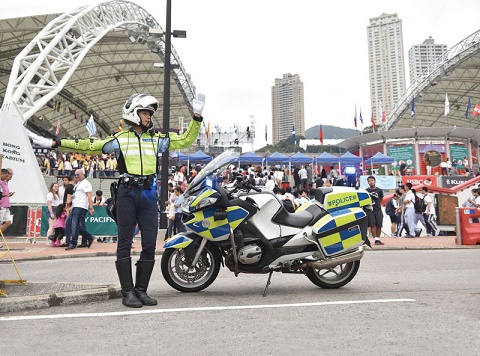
[411,97,415,117]
[379,100,386,122]
[319,124,323,144]
[371,112,376,132]
[445,93,450,116]
[354,106,357,128]
[265,123,267,142]
[206,121,210,141]
[473,104,480,117]
[55,115,61,135]
[86,115,97,136]
[292,124,296,145]
[465,97,471,118]
[359,108,363,124]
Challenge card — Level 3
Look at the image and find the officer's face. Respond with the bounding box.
[138,110,151,127]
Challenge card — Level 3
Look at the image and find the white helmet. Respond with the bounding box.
[122,93,158,126]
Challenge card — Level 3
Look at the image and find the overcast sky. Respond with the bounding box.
[2,0,480,146]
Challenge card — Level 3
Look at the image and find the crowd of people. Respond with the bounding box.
[36,150,119,178]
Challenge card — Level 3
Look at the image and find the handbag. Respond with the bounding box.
[168,203,176,220]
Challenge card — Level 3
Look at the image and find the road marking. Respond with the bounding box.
[0,298,415,321]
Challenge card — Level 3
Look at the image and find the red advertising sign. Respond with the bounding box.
[401,175,437,187]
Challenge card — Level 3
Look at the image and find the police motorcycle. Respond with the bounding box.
[161,150,372,296]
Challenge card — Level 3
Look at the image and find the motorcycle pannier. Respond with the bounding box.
[315,188,371,212]
[312,207,368,256]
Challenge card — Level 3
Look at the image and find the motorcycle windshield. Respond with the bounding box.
[187,150,239,193]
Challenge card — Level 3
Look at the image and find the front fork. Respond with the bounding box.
[189,238,208,270]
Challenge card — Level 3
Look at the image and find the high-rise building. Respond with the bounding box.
[271,73,305,145]
[367,13,406,124]
[408,37,447,86]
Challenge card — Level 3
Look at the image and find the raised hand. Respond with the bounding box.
[192,92,205,116]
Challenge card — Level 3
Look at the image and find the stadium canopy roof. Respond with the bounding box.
[0,1,196,138]
[339,28,480,151]
[387,29,480,130]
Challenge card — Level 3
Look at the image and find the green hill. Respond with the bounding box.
[305,125,360,139]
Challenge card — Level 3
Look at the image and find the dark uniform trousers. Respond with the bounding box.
[116,182,158,260]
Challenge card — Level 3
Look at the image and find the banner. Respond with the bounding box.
[359,175,396,190]
[401,175,437,187]
[449,145,468,166]
[441,175,471,188]
[2,205,29,236]
[40,206,118,236]
[388,145,414,171]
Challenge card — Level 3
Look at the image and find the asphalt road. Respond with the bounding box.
[1,249,480,356]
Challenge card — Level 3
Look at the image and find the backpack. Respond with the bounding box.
[414,194,426,214]
[385,198,395,216]
[283,198,296,213]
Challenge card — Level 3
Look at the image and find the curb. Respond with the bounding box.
[0,284,121,313]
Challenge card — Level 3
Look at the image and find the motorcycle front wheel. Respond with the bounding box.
[306,260,360,289]
[161,247,221,293]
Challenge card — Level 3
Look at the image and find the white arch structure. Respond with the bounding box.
[1,0,195,137]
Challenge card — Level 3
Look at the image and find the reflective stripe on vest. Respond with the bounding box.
[116,132,166,175]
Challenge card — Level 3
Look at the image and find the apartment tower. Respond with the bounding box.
[408,37,447,85]
[271,73,305,145]
[367,13,406,124]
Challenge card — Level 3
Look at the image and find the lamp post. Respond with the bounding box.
[159,0,186,229]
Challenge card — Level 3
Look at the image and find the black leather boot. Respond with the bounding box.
[134,260,158,306]
[115,257,143,308]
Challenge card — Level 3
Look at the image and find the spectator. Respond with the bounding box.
[65,169,95,250]
[93,190,106,206]
[0,168,14,234]
[328,165,338,185]
[46,182,62,240]
[403,183,422,238]
[425,158,432,175]
[462,188,479,208]
[166,183,176,240]
[421,187,439,236]
[314,174,324,188]
[265,175,275,191]
[50,203,68,247]
[365,176,384,245]
[306,163,313,187]
[172,186,186,234]
[298,165,308,189]
[386,193,399,236]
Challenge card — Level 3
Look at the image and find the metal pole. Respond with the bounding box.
[455,207,462,245]
[159,0,172,229]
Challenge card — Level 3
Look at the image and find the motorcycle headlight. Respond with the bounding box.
[195,197,218,210]
[182,195,196,213]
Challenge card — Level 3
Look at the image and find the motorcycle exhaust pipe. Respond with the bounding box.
[293,246,365,270]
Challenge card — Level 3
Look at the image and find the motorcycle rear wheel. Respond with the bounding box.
[161,247,221,293]
[306,260,360,289]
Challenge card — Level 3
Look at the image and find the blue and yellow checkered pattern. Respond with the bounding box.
[164,234,193,249]
[324,191,371,212]
[185,206,249,241]
[313,208,366,255]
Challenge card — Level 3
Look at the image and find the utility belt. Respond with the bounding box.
[119,174,154,188]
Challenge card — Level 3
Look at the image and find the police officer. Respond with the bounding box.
[28,92,205,308]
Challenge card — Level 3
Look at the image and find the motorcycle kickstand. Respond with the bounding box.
[263,269,274,297]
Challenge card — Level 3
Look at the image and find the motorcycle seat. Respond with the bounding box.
[272,207,313,228]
